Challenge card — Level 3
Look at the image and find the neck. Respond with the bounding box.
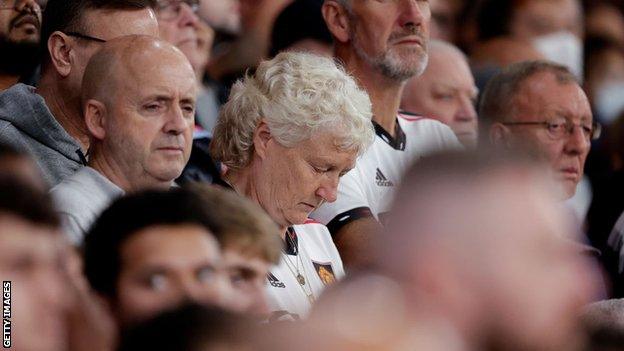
[0,74,19,91]
[89,148,172,193]
[37,73,90,151]
[225,168,288,239]
[336,46,405,136]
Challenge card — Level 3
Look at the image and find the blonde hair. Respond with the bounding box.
[210,51,373,171]
[189,183,282,264]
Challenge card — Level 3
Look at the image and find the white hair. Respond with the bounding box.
[211,51,374,171]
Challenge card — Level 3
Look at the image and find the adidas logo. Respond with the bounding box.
[267,273,286,288]
[375,168,394,187]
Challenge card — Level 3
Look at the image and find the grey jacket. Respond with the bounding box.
[0,83,83,186]
[50,166,124,244]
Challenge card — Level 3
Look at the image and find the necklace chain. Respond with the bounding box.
[282,231,315,304]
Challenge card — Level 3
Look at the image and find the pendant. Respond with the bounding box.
[297,273,306,286]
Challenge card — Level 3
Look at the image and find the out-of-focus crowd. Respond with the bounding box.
[1,0,624,350]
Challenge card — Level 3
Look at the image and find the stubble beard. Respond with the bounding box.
[351,27,429,82]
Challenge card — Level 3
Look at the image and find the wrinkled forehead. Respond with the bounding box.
[513,72,591,121]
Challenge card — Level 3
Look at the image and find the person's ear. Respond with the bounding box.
[84,99,107,141]
[489,122,512,147]
[322,0,351,44]
[252,119,273,160]
[47,31,74,78]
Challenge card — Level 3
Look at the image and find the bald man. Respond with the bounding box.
[401,40,479,148]
[50,35,197,244]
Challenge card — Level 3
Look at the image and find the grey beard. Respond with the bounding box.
[352,36,428,82]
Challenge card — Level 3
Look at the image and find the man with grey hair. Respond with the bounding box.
[50,35,197,244]
[311,0,460,268]
[482,60,599,200]
[210,51,374,318]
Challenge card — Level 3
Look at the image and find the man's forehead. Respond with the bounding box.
[513,73,591,120]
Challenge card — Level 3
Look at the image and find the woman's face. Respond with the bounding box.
[252,130,358,229]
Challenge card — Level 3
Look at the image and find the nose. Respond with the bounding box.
[16,0,41,13]
[316,175,339,203]
[563,123,589,156]
[398,0,428,29]
[164,105,191,135]
[178,2,200,28]
[455,94,478,124]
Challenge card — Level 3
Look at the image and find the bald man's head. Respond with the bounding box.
[82,35,193,105]
[81,34,197,191]
[401,40,478,148]
[378,149,598,351]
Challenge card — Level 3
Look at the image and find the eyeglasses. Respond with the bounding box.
[65,31,107,43]
[155,0,199,20]
[502,119,602,141]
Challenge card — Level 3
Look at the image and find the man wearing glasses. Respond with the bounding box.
[0,0,159,187]
[482,60,599,200]
[0,0,43,90]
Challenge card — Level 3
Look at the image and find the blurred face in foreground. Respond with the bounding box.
[221,248,272,315]
[0,214,68,351]
[114,224,231,325]
[478,177,596,350]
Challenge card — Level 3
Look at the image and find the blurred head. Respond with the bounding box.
[323,0,431,81]
[476,0,583,78]
[197,0,240,35]
[584,36,624,125]
[83,188,234,327]
[0,176,67,351]
[118,304,258,351]
[582,299,624,351]
[190,184,281,315]
[270,0,333,58]
[152,0,203,70]
[481,61,594,199]
[0,0,43,76]
[429,0,460,42]
[82,35,196,191]
[211,52,374,228]
[378,150,599,351]
[0,142,45,190]
[41,0,159,95]
[401,40,478,147]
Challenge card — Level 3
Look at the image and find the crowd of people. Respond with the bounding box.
[1,0,624,350]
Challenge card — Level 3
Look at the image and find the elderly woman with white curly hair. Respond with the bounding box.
[210,51,374,319]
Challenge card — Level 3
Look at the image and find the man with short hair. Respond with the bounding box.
[83,188,234,327]
[311,0,460,268]
[0,176,68,351]
[0,0,42,90]
[191,184,282,315]
[0,0,159,186]
[401,40,479,148]
[50,35,196,243]
[482,60,598,200]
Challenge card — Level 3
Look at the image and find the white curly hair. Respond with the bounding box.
[210,51,374,171]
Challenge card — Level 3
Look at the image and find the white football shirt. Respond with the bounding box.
[311,113,461,230]
[265,220,345,320]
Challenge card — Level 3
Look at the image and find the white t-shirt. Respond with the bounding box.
[311,113,460,230]
[265,220,345,320]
